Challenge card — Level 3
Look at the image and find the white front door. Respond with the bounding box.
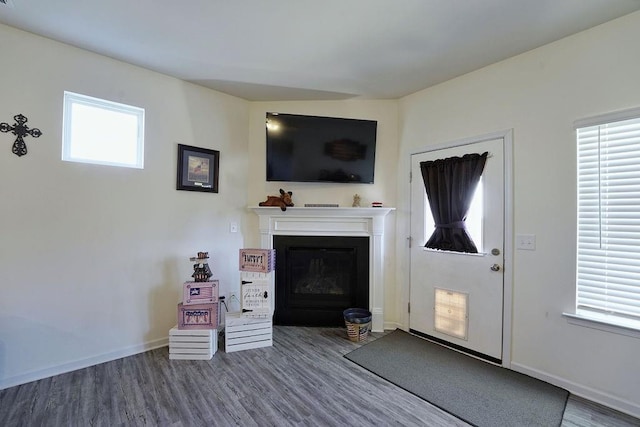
[409,137,505,362]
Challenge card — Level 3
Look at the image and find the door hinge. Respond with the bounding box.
[409,171,412,183]
[408,302,411,313]
[407,236,413,248]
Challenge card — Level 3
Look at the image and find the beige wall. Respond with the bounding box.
[246,101,400,328]
[0,24,250,388]
[397,11,640,416]
[2,8,640,418]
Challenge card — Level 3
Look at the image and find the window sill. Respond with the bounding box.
[422,248,486,257]
[563,312,640,339]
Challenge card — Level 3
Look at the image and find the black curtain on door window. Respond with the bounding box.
[419,151,488,253]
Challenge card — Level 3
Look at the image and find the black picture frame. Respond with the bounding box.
[176,144,219,193]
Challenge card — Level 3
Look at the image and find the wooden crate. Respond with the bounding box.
[241,277,270,317]
[225,313,272,353]
[177,302,218,330]
[169,326,217,360]
[239,249,275,273]
[183,280,218,305]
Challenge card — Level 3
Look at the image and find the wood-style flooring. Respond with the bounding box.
[0,326,638,426]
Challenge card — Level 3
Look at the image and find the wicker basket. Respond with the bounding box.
[343,308,372,342]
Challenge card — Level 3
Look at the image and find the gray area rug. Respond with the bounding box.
[345,329,568,427]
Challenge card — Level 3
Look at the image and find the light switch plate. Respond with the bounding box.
[516,234,536,250]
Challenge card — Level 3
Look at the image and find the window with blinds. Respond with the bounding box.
[576,109,640,327]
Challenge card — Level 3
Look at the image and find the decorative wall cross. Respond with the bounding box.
[0,114,43,157]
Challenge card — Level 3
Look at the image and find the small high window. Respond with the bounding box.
[62,91,144,168]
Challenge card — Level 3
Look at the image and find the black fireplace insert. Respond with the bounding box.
[273,235,369,326]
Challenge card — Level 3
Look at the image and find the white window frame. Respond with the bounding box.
[62,91,145,169]
[564,107,640,337]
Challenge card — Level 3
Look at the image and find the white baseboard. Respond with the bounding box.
[383,321,403,331]
[511,362,640,419]
[0,337,168,390]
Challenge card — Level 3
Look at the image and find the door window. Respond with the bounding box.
[423,177,484,253]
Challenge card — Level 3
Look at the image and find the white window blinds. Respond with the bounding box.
[576,111,640,323]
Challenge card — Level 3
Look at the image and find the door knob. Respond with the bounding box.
[490,264,501,272]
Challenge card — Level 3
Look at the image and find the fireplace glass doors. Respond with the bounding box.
[273,235,369,326]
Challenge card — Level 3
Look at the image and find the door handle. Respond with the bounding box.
[490,264,501,272]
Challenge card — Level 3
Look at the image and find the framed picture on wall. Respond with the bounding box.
[176,144,219,193]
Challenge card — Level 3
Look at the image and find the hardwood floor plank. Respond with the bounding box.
[562,395,640,427]
[1,326,638,427]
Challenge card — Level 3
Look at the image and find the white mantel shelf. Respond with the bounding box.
[250,206,395,216]
[249,206,394,332]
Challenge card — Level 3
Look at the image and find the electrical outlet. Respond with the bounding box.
[227,292,240,312]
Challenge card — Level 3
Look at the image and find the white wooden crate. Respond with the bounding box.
[240,271,274,316]
[168,326,217,360]
[225,313,272,353]
[169,340,212,349]
[169,353,215,361]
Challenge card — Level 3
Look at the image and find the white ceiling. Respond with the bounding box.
[1,1,639,101]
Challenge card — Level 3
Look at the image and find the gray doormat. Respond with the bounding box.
[344,329,568,427]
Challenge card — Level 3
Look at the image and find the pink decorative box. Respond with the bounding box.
[183,280,218,305]
[239,249,275,272]
[177,303,218,330]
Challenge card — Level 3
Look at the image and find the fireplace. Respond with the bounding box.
[273,235,369,326]
[251,206,394,332]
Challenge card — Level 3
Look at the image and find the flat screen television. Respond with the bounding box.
[266,112,377,183]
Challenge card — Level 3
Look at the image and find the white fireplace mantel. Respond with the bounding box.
[250,206,394,332]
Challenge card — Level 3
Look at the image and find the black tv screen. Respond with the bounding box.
[266,112,377,183]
